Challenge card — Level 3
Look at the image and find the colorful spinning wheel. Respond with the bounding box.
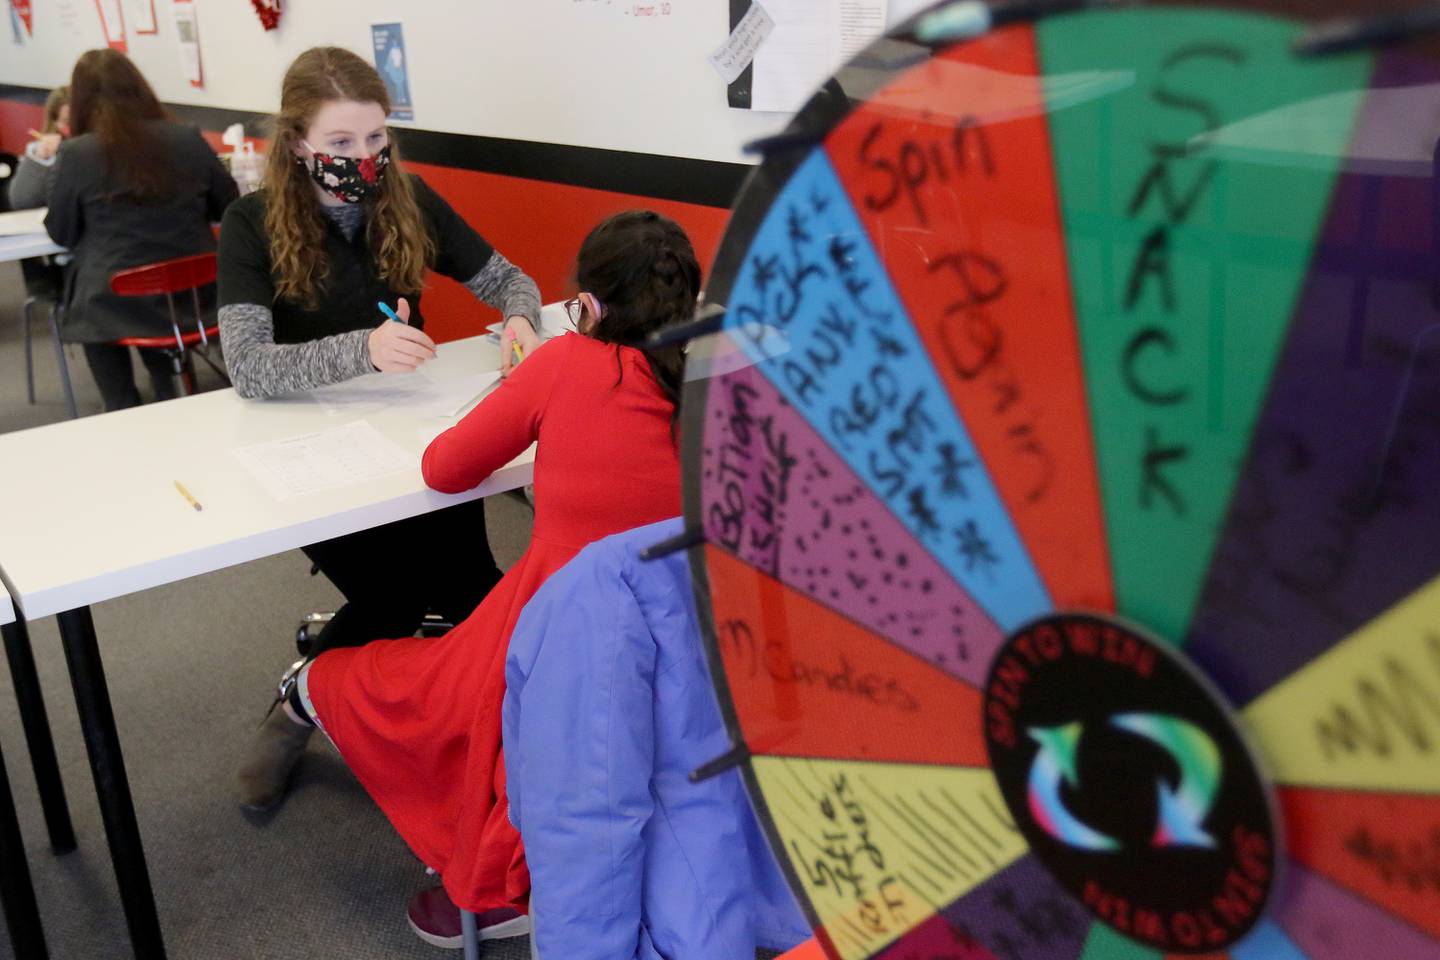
[678,3,1440,959]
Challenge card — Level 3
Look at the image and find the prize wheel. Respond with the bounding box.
[679,2,1440,959]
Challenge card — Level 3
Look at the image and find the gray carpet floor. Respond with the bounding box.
[0,261,542,959]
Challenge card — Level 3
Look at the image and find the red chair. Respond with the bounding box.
[108,252,229,398]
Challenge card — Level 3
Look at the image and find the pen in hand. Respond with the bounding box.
[173,480,203,512]
[369,298,435,373]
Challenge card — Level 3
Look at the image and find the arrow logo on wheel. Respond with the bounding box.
[1111,713,1222,849]
[1027,723,1120,852]
[1025,714,1223,852]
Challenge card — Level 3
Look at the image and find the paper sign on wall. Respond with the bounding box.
[173,0,202,87]
[750,0,888,113]
[127,0,157,34]
[56,0,87,38]
[710,2,775,84]
[10,0,31,38]
[371,23,414,122]
[94,0,127,50]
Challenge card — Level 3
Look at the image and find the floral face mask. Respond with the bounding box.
[301,141,391,203]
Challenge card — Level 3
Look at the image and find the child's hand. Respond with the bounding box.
[368,298,436,373]
[500,316,540,378]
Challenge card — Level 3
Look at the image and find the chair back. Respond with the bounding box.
[110,253,217,298]
[108,252,227,393]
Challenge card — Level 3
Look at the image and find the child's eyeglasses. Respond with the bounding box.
[565,294,605,327]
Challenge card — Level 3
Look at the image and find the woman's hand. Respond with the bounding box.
[32,132,63,161]
[500,315,541,378]
[367,298,436,373]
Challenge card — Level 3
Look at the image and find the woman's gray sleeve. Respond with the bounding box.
[464,251,541,326]
[219,303,374,399]
[6,154,50,210]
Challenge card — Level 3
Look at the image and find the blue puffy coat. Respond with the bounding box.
[504,518,811,960]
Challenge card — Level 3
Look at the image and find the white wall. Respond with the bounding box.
[2,0,801,165]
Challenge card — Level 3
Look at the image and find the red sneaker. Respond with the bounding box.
[406,885,530,949]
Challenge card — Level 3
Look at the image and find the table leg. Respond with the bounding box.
[1,620,77,853]
[56,607,166,960]
[0,730,49,959]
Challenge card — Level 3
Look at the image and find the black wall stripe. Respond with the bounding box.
[0,83,749,209]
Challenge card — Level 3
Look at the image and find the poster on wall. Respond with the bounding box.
[371,23,414,122]
[173,0,203,87]
[56,0,88,39]
[10,0,31,39]
[94,0,127,50]
[127,0,157,34]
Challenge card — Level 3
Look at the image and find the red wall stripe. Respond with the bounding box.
[0,99,43,159]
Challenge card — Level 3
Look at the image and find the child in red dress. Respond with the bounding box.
[281,210,697,946]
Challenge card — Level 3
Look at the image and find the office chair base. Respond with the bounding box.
[295,612,455,657]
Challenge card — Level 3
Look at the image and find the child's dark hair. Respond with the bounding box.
[575,210,700,423]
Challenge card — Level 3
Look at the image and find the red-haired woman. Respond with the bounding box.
[219,47,541,817]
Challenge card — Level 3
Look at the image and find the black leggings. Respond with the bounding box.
[82,343,185,412]
[300,496,502,658]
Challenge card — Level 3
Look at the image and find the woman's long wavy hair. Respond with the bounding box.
[575,210,700,433]
[69,50,171,202]
[262,47,433,309]
[41,85,70,135]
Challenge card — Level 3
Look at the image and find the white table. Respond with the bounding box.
[0,334,535,958]
[0,207,73,418]
[0,232,63,264]
[0,208,64,264]
[0,335,532,617]
[0,583,51,959]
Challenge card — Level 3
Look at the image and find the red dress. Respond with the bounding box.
[305,332,682,912]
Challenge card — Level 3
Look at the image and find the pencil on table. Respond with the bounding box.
[173,480,203,512]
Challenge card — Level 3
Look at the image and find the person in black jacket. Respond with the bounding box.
[44,49,238,411]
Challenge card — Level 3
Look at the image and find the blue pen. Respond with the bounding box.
[377,300,406,324]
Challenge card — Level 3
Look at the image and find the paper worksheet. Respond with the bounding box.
[751,0,887,113]
[710,2,775,85]
[307,365,500,419]
[414,371,500,418]
[307,373,431,416]
[233,420,415,501]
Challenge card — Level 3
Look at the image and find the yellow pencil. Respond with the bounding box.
[173,480,203,512]
[510,337,525,367]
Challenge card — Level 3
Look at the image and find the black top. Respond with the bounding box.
[45,120,238,343]
[217,174,494,344]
